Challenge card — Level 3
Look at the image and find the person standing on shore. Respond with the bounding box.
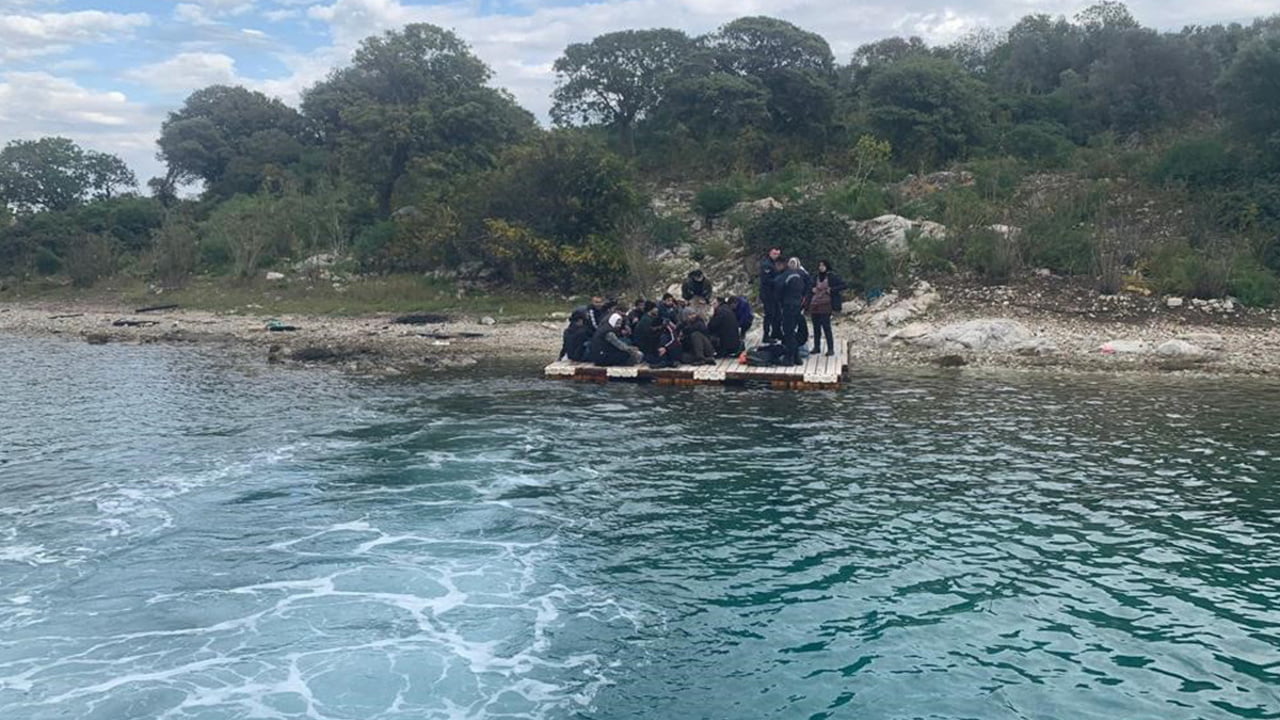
[808,260,845,357]
[759,248,782,341]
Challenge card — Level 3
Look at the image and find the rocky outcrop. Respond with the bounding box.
[853,215,947,256]
[896,171,975,201]
[863,281,941,331]
[912,319,1034,352]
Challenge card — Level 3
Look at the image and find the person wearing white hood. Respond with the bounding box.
[588,311,642,366]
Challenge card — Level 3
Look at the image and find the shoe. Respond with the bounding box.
[826,350,835,356]
[811,346,820,354]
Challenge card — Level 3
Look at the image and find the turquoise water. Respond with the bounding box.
[1,337,1278,720]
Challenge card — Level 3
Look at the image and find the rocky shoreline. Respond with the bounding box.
[3,277,1279,378]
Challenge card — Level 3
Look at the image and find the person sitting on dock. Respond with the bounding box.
[648,317,682,368]
[625,298,647,331]
[560,309,593,362]
[708,297,744,358]
[590,312,642,367]
[658,293,680,324]
[679,308,716,365]
[632,301,660,359]
[729,294,754,341]
[586,295,613,330]
[682,269,713,304]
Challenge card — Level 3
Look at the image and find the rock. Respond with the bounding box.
[854,215,947,257]
[920,319,1033,351]
[265,271,286,281]
[84,333,110,345]
[1099,340,1150,355]
[1035,268,1053,278]
[1012,338,1058,356]
[479,316,497,326]
[1165,296,1184,309]
[1156,339,1210,360]
[935,354,968,368]
[1180,332,1225,351]
[887,322,934,343]
[729,197,783,219]
[294,254,337,271]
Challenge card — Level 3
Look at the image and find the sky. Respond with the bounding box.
[0,0,1274,184]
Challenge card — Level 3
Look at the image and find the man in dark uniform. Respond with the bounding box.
[774,257,807,366]
[759,247,782,341]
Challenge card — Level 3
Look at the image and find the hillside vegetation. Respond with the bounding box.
[2,3,1280,307]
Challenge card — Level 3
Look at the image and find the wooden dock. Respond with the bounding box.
[544,339,848,389]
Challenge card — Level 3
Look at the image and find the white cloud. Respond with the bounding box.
[126,52,241,95]
[0,71,163,181]
[0,9,151,61]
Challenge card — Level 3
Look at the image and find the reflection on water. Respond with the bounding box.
[0,337,1277,719]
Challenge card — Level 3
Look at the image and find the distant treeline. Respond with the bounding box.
[1,2,1279,302]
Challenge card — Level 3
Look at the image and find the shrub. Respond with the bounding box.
[352,221,399,273]
[963,227,1018,285]
[646,213,688,249]
[1004,123,1074,168]
[742,203,855,276]
[151,218,199,286]
[857,245,901,294]
[694,184,741,224]
[1230,260,1280,306]
[1151,137,1237,189]
[63,234,114,287]
[908,227,956,274]
[823,181,889,220]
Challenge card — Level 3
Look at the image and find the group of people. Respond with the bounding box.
[559,247,845,369]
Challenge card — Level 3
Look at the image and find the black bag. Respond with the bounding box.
[746,343,785,366]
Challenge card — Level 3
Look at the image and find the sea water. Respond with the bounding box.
[0,336,1277,719]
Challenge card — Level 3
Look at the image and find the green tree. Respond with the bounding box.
[158,85,309,197]
[302,23,535,217]
[552,29,693,154]
[0,137,135,213]
[1218,31,1280,151]
[863,56,991,167]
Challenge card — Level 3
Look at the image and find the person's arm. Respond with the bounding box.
[830,273,847,294]
[681,281,694,301]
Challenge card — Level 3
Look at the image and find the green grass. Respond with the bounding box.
[1,274,566,319]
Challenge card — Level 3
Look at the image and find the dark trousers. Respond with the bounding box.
[811,313,834,353]
[739,318,753,341]
[781,304,804,364]
[763,299,782,341]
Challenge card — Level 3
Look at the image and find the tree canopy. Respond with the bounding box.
[0,137,136,213]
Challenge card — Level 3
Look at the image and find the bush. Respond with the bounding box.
[823,181,889,220]
[963,227,1018,285]
[742,203,855,276]
[694,184,741,223]
[63,234,114,287]
[1004,123,1074,168]
[1151,137,1237,189]
[1230,260,1280,306]
[352,221,398,273]
[646,213,688,249]
[151,218,199,286]
[908,227,956,274]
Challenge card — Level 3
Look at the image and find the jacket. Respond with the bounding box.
[561,324,592,361]
[759,257,779,301]
[682,274,713,302]
[707,304,741,352]
[633,313,659,356]
[732,296,754,327]
[775,268,807,307]
[812,271,846,313]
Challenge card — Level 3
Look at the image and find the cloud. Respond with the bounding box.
[0,9,151,61]
[126,52,241,95]
[0,71,163,181]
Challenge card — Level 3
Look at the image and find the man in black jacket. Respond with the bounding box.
[708,297,743,358]
[632,301,660,359]
[774,257,807,366]
[560,310,592,362]
[759,247,782,341]
[682,269,713,303]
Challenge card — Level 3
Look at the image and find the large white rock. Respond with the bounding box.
[853,215,950,257]
[918,319,1033,351]
[265,271,286,281]
[1156,339,1209,360]
[1180,332,1225,351]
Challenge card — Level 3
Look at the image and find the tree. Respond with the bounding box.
[83,151,137,200]
[0,137,134,213]
[863,56,991,167]
[704,16,838,139]
[158,85,308,197]
[302,23,535,217]
[1218,31,1280,150]
[552,29,693,154]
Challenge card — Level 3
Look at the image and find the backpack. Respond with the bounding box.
[746,343,785,366]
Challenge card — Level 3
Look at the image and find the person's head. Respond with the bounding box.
[768,247,781,261]
[632,298,645,309]
[590,295,604,308]
[787,257,801,271]
[717,296,731,307]
[662,293,675,305]
[691,269,704,280]
[774,258,787,271]
[607,312,625,330]
[644,300,658,315]
[818,260,830,274]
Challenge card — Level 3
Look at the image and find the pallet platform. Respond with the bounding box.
[545,340,847,390]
